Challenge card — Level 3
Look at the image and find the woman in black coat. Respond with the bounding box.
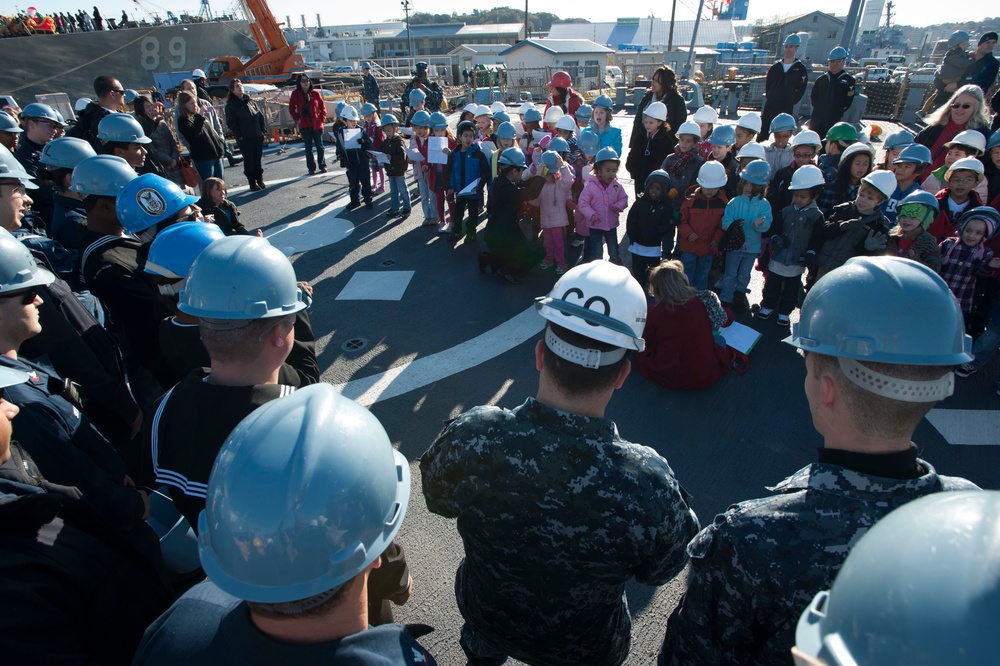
[176,90,225,181]
[631,66,688,156]
[224,78,267,191]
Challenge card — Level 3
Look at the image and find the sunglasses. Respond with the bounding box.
[951,103,973,110]
[2,287,38,305]
[110,88,126,95]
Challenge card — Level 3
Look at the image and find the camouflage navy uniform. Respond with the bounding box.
[658,454,979,665]
[421,397,699,666]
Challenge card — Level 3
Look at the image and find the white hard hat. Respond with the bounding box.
[677,120,702,137]
[555,115,577,132]
[463,103,478,115]
[788,165,825,190]
[74,97,92,112]
[490,101,506,115]
[945,130,987,155]
[791,130,822,147]
[839,142,875,164]
[475,104,492,118]
[534,261,647,362]
[191,68,206,79]
[737,112,762,133]
[517,101,535,115]
[862,170,899,199]
[543,106,564,123]
[643,102,668,121]
[736,141,766,160]
[692,105,719,124]
[944,156,985,183]
[696,161,728,189]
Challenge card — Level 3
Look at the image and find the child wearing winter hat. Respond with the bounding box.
[626,169,674,289]
[886,191,942,271]
[939,206,1000,321]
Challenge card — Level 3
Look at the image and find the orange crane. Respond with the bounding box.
[202,0,311,92]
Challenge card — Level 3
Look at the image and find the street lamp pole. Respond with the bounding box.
[401,0,413,60]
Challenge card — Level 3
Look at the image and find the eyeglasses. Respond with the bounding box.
[2,287,38,305]
[793,151,815,159]
[951,103,973,110]
[949,176,977,185]
[30,119,59,130]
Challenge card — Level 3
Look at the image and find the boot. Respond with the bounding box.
[257,171,266,189]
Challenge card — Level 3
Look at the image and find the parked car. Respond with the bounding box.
[863,67,892,83]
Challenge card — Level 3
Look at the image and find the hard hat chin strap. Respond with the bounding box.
[838,358,954,402]
[545,327,625,369]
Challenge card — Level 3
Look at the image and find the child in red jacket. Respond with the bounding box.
[677,162,729,289]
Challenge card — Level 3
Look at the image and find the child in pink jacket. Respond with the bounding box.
[577,147,629,263]
[536,151,574,273]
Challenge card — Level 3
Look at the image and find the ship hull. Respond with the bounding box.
[0,21,256,102]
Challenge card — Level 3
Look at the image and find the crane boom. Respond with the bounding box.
[237,0,288,53]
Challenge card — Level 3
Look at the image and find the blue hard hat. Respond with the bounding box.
[0,227,54,294]
[0,144,38,188]
[593,94,613,110]
[986,131,1000,151]
[180,235,307,320]
[883,129,915,151]
[97,113,152,144]
[708,124,736,146]
[360,102,378,117]
[410,110,431,127]
[145,221,227,278]
[540,151,559,171]
[494,110,510,123]
[893,143,932,165]
[784,34,801,47]
[380,113,399,127]
[578,128,600,157]
[523,108,542,123]
[739,159,771,186]
[898,189,940,212]
[575,104,593,121]
[496,121,518,141]
[198,383,410,604]
[595,147,620,163]
[948,30,971,48]
[335,101,346,117]
[456,120,476,136]
[428,111,448,130]
[0,110,23,134]
[958,206,1000,240]
[644,169,671,193]
[498,147,527,168]
[361,61,371,70]
[828,46,849,61]
[784,256,972,365]
[549,136,569,153]
[39,137,96,170]
[123,89,140,104]
[70,154,137,196]
[795,491,1000,666]
[408,88,426,106]
[117,173,199,233]
[768,113,796,133]
[20,102,62,125]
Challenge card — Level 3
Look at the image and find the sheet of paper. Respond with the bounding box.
[428,136,449,165]
[532,129,550,143]
[399,126,414,137]
[719,321,762,355]
[479,140,496,158]
[343,127,361,149]
[458,178,480,196]
[404,147,424,162]
[367,150,390,165]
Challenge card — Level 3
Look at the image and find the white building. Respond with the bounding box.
[449,44,510,72]
[547,17,738,51]
[500,39,615,91]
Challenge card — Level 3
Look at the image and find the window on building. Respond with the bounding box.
[812,15,818,23]
[584,60,600,77]
[827,31,837,39]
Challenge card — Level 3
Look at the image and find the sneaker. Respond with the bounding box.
[555,266,566,275]
[777,314,790,326]
[955,363,978,378]
[538,262,553,270]
[400,210,411,219]
[757,307,774,320]
[570,237,584,247]
[385,210,399,218]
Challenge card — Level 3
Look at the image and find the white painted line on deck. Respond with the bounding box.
[228,171,340,195]
[263,195,355,256]
[926,408,1000,446]
[336,271,414,301]
[335,305,545,407]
